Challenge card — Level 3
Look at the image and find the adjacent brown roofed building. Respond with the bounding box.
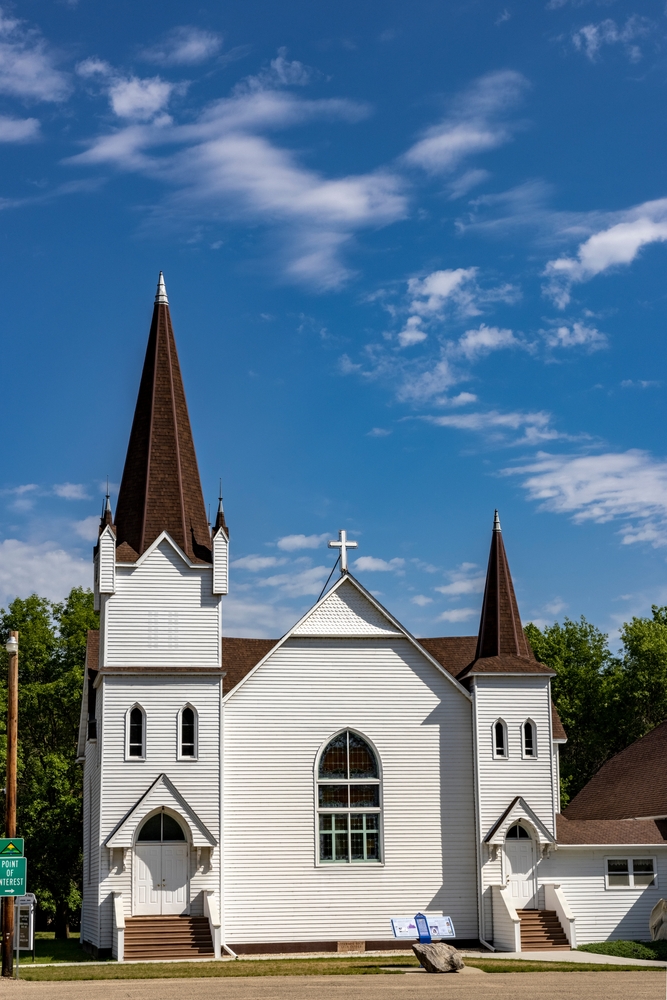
[114,273,212,565]
[564,719,667,821]
[556,813,667,845]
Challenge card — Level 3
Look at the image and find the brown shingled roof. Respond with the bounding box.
[417,636,477,678]
[564,719,667,821]
[556,812,667,845]
[85,629,99,670]
[222,637,277,692]
[552,702,567,741]
[114,278,212,565]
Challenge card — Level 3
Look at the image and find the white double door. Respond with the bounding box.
[134,843,189,915]
[505,839,537,908]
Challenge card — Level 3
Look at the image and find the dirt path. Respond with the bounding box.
[0,971,663,1000]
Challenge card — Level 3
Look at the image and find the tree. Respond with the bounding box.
[0,587,97,939]
[614,606,667,747]
[525,617,618,806]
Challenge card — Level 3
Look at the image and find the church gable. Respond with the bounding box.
[292,578,402,637]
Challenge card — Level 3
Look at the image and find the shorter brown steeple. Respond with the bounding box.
[458,511,553,678]
[113,273,212,564]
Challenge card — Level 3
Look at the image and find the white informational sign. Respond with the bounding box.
[390,914,455,939]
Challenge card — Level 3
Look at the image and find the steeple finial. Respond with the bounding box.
[99,480,114,533]
[494,509,501,532]
[213,480,229,536]
[155,271,169,305]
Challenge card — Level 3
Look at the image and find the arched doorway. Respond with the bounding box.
[504,823,537,908]
[134,810,189,915]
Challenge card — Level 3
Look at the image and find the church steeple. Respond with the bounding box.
[114,273,212,564]
[475,510,531,661]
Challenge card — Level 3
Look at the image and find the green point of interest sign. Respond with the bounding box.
[0,857,26,895]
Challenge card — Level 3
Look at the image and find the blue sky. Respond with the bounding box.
[1,0,667,640]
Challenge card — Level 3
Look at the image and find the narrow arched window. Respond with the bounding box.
[181,706,196,758]
[494,720,507,758]
[128,706,145,758]
[523,721,536,758]
[317,731,381,864]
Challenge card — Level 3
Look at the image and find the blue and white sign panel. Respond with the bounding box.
[390,915,455,939]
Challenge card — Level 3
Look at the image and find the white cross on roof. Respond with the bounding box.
[328,529,358,574]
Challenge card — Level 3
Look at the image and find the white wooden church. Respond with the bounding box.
[77,275,667,960]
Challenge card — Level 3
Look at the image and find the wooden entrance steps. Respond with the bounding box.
[124,916,214,960]
[518,909,569,951]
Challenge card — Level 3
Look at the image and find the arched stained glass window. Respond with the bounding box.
[317,731,381,864]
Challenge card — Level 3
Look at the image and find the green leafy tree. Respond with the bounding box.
[615,605,667,747]
[525,617,618,806]
[0,587,97,939]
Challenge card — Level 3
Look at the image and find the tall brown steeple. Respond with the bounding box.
[114,273,212,564]
[458,511,552,678]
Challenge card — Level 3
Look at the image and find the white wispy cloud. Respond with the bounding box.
[235,48,316,93]
[0,115,39,142]
[427,409,560,445]
[276,532,329,551]
[73,515,100,541]
[403,70,528,175]
[438,607,477,622]
[231,554,287,571]
[222,596,295,638]
[77,58,178,121]
[53,482,90,500]
[69,79,406,288]
[435,562,485,597]
[140,26,223,66]
[506,449,667,547]
[353,555,405,572]
[411,594,433,606]
[572,16,652,63]
[0,9,70,102]
[0,539,89,606]
[257,565,329,597]
[457,324,521,360]
[543,197,667,307]
[542,320,607,351]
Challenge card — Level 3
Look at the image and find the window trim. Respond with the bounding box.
[493,719,508,759]
[314,729,384,867]
[521,719,537,759]
[125,703,146,761]
[605,856,658,890]
[177,703,199,761]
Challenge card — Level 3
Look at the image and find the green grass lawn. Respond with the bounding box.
[578,940,667,961]
[28,931,105,964]
[14,953,666,981]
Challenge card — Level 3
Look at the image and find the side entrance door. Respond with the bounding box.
[505,838,536,908]
[134,844,189,915]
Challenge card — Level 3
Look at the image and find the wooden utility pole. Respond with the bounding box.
[2,630,18,978]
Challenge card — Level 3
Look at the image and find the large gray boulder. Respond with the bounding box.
[412,942,465,973]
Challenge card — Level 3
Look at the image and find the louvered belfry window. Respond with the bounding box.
[317,731,381,863]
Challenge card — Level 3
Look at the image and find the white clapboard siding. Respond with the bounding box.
[475,676,554,838]
[95,674,221,946]
[212,529,228,595]
[103,540,220,667]
[540,849,667,943]
[98,526,116,594]
[223,637,478,944]
[82,739,102,946]
[293,580,402,636]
